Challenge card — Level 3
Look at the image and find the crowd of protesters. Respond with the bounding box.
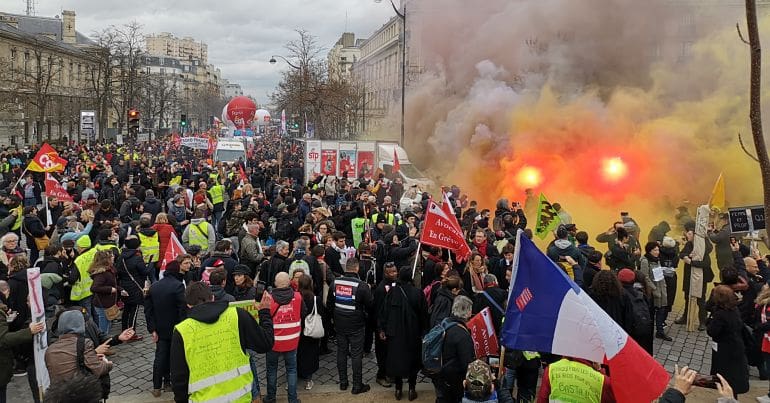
[0,133,764,402]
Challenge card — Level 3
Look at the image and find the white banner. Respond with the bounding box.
[27,268,50,396]
[179,137,210,150]
[305,140,322,182]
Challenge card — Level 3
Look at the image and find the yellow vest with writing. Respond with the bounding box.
[548,359,604,403]
[138,232,160,263]
[175,307,252,403]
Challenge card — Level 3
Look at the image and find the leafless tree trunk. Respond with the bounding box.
[744,0,770,226]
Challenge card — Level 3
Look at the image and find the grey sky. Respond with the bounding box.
[10,0,395,105]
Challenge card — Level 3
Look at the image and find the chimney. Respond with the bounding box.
[61,10,76,44]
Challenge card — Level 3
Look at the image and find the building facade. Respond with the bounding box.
[0,11,102,146]
[223,80,244,98]
[145,32,208,65]
[328,32,361,82]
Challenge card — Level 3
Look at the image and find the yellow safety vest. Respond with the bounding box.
[11,206,22,231]
[371,213,400,226]
[351,217,366,249]
[70,247,97,301]
[548,359,604,403]
[138,232,160,263]
[175,307,252,403]
[208,185,224,205]
[188,222,210,252]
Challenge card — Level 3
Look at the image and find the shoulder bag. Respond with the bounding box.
[303,297,324,338]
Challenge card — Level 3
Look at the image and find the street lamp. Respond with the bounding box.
[270,55,304,137]
[375,0,406,147]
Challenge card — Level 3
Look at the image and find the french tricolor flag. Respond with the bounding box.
[501,231,669,403]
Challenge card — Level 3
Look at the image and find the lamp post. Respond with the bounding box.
[375,0,406,147]
[270,55,304,138]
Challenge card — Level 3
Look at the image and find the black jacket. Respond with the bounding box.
[472,286,507,334]
[327,271,373,333]
[22,214,46,250]
[430,287,456,328]
[144,272,186,340]
[170,301,274,403]
[259,254,289,286]
[440,316,475,381]
[116,248,149,306]
[142,197,163,221]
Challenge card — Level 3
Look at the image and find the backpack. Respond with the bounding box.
[274,217,296,241]
[423,280,440,307]
[289,258,310,276]
[627,288,652,336]
[422,318,462,377]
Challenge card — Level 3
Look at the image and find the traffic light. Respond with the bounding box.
[180,114,187,128]
[293,122,299,129]
[127,108,140,133]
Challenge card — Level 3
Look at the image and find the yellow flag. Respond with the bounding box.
[708,172,725,212]
[169,175,182,186]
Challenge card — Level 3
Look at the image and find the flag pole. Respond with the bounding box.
[411,241,421,280]
[12,167,29,193]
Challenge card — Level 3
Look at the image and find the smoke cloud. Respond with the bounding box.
[404,0,770,238]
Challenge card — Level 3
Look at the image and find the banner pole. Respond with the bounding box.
[411,241,421,280]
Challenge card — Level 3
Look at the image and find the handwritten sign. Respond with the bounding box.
[729,205,765,233]
[27,268,50,397]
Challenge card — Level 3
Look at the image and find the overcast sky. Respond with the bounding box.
[12,0,395,105]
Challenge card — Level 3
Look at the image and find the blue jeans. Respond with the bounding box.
[93,307,111,335]
[77,297,93,321]
[213,211,224,231]
[266,350,298,403]
[247,349,261,399]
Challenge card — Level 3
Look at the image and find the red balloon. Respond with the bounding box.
[223,96,257,129]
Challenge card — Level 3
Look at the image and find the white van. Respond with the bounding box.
[214,140,247,165]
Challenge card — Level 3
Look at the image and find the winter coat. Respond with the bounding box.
[647,221,671,244]
[440,316,475,381]
[144,272,187,340]
[707,306,749,394]
[259,254,289,286]
[211,285,235,302]
[327,271,372,334]
[202,252,238,294]
[380,282,427,377]
[170,301,274,402]
[45,333,112,383]
[22,213,46,250]
[142,196,163,221]
[430,287,456,328]
[151,223,176,263]
[181,218,216,255]
[0,309,32,386]
[546,239,587,270]
[239,233,264,270]
[7,269,31,329]
[233,285,256,301]
[708,225,733,270]
[116,248,149,306]
[298,294,322,377]
[472,286,507,334]
[90,265,119,309]
[640,255,667,307]
[590,291,635,335]
[680,239,713,295]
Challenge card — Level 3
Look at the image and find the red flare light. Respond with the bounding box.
[516,166,543,188]
[601,157,628,182]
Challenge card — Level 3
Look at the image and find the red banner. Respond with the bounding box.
[466,307,499,359]
[44,174,73,202]
[321,149,337,176]
[207,137,217,156]
[419,199,472,261]
[357,151,374,180]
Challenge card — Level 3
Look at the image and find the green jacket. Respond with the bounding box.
[0,310,33,386]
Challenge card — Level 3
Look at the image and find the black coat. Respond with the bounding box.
[379,283,427,378]
[472,286,507,335]
[258,254,289,286]
[590,291,635,335]
[22,214,46,250]
[116,249,149,306]
[440,316,475,382]
[680,239,713,295]
[144,272,186,340]
[429,287,455,328]
[297,294,322,378]
[707,306,749,394]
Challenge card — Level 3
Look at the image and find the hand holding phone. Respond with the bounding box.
[692,374,719,389]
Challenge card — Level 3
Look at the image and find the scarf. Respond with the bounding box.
[474,239,488,257]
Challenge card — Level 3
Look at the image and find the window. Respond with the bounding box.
[77,64,82,80]
[69,62,74,84]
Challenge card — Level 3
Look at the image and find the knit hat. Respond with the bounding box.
[75,235,91,249]
[233,265,251,276]
[617,268,636,284]
[465,359,493,396]
[57,310,85,335]
[165,260,181,274]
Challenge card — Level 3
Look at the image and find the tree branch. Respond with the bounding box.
[737,22,750,45]
[739,131,760,162]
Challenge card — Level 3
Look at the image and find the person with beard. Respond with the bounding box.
[116,237,148,340]
[379,266,427,401]
[372,262,397,388]
[639,242,671,341]
[470,229,499,261]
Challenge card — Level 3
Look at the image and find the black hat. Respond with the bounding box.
[375,214,387,224]
[233,265,251,276]
[683,221,695,232]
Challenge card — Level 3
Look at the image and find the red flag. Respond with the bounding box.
[420,199,472,261]
[393,148,400,173]
[466,307,499,358]
[28,143,67,172]
[44,174,73,202]
[160,232,186,274]
[239,164,247,184]
[207,137,217,156]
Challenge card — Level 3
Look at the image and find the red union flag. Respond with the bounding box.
[466,307,500,358]
[419,199,472,261]
[44,174,73,202]
[160,232,186,276]
[28,143,67,172]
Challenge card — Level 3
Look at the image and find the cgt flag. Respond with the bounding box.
[44,174,73,202]
[28,143,67,172]
[160,232,186,277]
[420,199,472,261]
[501,231,669,403]
[534,193,561,239]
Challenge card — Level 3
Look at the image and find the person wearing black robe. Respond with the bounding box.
[372,262,397,387]
[379,267,427,401]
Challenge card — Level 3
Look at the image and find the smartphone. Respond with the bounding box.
[693,374,719,389]
[488,357,500,367]
[730,236,737,244]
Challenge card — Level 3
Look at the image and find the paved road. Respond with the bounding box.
[6,300,765,402]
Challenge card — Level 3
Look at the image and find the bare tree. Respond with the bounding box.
[86,27,121,141]
[138,73,178,130]
[740,1,770,230]
[111,22,145,135]
[13,41,64,143]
